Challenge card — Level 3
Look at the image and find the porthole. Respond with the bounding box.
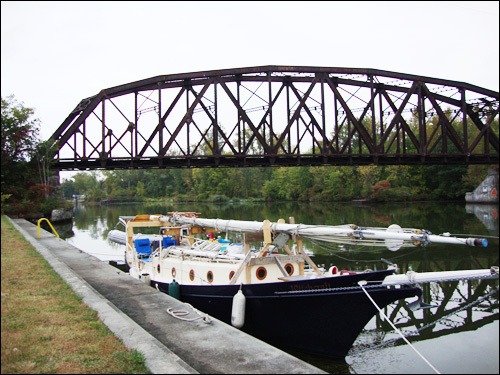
[189,269,195,281]
[172,267,176,278]
[256,267,267,280]
[207,271,214,283]
[284,263,294,276]
[229,271,235,281]
[157,264,161,273]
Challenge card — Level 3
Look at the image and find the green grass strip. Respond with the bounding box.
[1,216,150,374]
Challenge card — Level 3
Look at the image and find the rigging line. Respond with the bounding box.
[358,281,441,374]
[448,234,499,239]
[305,237,420,258]
[277,272,499,296]
[350,287,499,356]
[305,237,390,255]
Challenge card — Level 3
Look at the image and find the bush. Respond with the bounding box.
[1,193,12,214]
[208,194,230,203]
[372,180,391,199]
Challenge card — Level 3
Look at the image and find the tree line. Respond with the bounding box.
[60,163,493,203]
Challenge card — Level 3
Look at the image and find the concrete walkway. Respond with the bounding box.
[8,218,325,374]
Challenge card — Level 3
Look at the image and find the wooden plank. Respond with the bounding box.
[274,257,289,277]
[256,243,271,258]
[229,251,253,285]
[244,232,264,242]
[289,216,306,275]
[129,221,163,228]
[301,251,322,275]
[249,255,304,266]
[245,262,251,284]
[263,220,272,243]
[289,217,297,240]
[282,244,294,255]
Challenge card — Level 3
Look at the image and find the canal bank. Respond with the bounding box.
[6,217,325,374]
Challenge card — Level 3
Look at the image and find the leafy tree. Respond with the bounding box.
[462,165,491,192]
[1,95,69,217]
[136,180,146,197]
[34,140,60,196]
[423,165,469,200]
[1,95,40,196]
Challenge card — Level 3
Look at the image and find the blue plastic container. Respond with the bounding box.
[162,236,177,248]
[134,238,152,256]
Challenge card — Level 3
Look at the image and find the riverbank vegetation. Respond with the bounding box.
[60,164,494,204]
[1,216,150,374]
[1,95,69,218]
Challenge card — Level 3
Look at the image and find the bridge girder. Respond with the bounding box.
[48,66,499,170]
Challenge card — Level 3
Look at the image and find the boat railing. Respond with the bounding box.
[192,238,222,252]
[161,247,244,263]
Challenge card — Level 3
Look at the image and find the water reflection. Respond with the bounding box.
[465,204,499,235]
[344,278,499,374]
[50,200,498,374]
[355,279,499,350]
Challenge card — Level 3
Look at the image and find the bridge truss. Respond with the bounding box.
[49,66,499,170]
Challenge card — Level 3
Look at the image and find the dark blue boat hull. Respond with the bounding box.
[153,269,421,358]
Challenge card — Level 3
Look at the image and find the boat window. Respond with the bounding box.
[207,271,214,283]
[172,267,176,278]
[285,264,294,276]
[189,269,195,281]
[229,271,235,280]
[157,264,161,273]
[256,267,267,280]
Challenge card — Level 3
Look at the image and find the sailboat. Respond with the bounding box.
[107,212,498,358]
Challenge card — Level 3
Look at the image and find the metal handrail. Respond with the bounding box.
[37,218,60,238]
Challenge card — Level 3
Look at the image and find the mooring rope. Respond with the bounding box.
[349,287,499,356]
[358,280,441,374]
[166,303,212,324]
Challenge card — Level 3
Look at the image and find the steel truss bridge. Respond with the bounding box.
[49,66,499,170]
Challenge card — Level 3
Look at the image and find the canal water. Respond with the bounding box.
[51,201,499,374]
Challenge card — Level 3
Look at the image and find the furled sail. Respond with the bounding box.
[165,214,488,250]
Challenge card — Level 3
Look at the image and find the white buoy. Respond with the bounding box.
[231,289,246,329]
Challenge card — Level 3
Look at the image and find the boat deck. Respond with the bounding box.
[9,218,325,374]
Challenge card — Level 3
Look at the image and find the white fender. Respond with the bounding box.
[231,289,246,329]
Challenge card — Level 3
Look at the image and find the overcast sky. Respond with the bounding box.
[2,1,499,144]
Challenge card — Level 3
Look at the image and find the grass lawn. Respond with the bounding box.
[1,216,150,374]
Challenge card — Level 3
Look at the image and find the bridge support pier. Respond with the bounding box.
[465,168,499,204]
